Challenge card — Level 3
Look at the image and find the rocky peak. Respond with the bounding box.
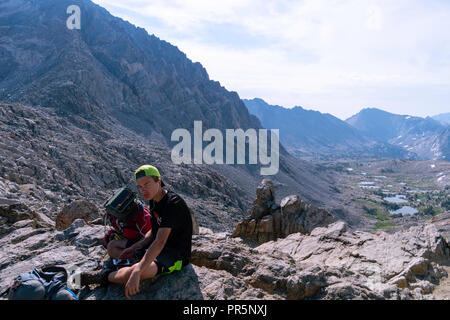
[232,179,335,244]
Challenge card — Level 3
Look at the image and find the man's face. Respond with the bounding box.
[136,176,159,200]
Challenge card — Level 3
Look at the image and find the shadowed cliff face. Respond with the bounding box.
[0,0,261,140]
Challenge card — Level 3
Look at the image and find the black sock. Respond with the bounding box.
[101,268,114,284]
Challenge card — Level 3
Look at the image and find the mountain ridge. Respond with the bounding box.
[243,98,413,161]
[346,107,449,160]
[432,112,450,125]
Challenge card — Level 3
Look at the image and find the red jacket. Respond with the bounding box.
[105,206,151,243]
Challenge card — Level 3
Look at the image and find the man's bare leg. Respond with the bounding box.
[79,252,156,287]
[107,239,128,259]
[107,261,158,285]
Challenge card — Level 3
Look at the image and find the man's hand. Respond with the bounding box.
[120,240,144,259]
[125,266,141,299]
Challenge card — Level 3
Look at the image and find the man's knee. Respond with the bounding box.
[107,239,126,257]
[140,262,158,280]
[107,262,158,284]
[106,240,116,254]
[107,246,115,258]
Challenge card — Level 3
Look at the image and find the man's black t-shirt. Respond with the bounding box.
[148,190,193,265]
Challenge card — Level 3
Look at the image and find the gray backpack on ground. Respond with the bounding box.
[4,265,78,300]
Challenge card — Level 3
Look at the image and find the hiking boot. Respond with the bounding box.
[80,268,113,286]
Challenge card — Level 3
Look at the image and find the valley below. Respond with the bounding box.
[320,158,449,235]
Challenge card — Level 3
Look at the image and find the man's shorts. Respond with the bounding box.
[135,247,184,276]
[154,249,184,276]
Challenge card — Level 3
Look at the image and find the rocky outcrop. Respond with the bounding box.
[232,179,335,243]
[56,200,100,230]
[82,264,205,300]
[189,207,200,235]
[0,203,55,235]
[431,212,450,243]
[0,219,106,295]
[195,219,449,300]
[255,221,449,299]
[1,202,449,300]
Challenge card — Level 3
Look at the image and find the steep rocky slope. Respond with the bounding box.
[0,102,250,233]
[0,0,260,136]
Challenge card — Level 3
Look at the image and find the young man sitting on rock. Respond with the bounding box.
[81,165,193,299]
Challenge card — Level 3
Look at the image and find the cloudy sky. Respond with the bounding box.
[92,0,450,120]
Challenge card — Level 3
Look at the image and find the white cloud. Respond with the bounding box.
[366,5,383,31]
[92,0,450,119]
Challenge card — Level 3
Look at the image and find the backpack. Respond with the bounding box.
[4,265,78,300]
[102,187,151,244]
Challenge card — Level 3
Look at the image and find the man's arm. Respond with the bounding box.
[134,227,171,271]
[133,229,152,250]
[118,229,153,259]
[123,228,171,299]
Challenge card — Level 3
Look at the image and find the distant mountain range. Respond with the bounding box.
[244,99,449,161]
[432,113,450,125]
[346,108,449,161]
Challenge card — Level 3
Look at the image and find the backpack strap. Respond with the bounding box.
[38,266,69,299]
[19,271,41,283]
[40,265,68,281]
[65,288,79,300]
